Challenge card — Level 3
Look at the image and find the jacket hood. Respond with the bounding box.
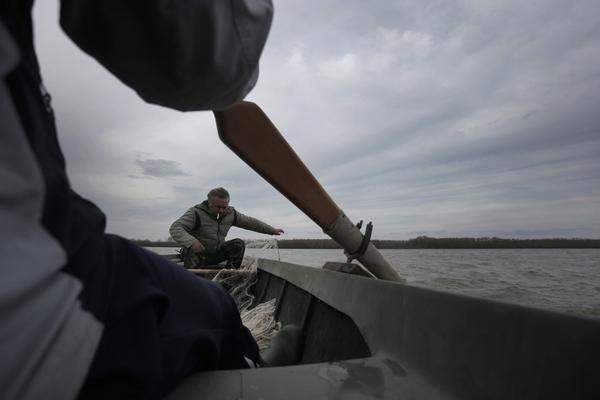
[195,201,212,216]
[196,200,234,219]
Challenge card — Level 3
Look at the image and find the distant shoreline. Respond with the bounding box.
[132,237,600,249]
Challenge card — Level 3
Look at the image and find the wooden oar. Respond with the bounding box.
[214,102,403,282]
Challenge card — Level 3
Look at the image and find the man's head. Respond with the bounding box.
[207,187,230,214]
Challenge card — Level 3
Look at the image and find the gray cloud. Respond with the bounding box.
[135,158,190,177]
[32,0,600,240]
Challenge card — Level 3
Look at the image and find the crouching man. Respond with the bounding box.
[170,187,284,268]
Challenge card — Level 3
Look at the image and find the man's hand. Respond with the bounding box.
[190,241,205,253]
[272,229,284,236]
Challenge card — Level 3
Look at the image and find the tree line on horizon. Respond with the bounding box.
[131,236,600,249]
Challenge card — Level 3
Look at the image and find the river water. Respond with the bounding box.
[145,246,600,319]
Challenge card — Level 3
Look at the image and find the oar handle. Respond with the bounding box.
[214,102,403,282]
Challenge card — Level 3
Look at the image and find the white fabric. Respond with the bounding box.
[0,23,102,400]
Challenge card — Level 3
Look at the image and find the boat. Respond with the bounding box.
[166,103,599,399]
[166,257,600,399]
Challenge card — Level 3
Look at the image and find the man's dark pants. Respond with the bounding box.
[75,235,259,399]
[182,239,246,269]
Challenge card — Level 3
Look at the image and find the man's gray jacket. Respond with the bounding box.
[170,201,277,252]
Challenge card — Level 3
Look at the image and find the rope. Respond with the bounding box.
[211,239,281,349]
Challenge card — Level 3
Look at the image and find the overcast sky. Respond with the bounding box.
[33,0,600,240]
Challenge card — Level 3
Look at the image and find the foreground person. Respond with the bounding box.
[0,1,273,399]
[170,187,284,269]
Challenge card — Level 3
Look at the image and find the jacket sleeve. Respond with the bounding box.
[233,210,276,235]
[59,0,273,111]
[169,207,198,248]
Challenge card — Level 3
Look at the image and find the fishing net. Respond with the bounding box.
[211,238,282,349]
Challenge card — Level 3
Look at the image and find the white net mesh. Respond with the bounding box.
[211,239,281,350]
[241,298,280,350]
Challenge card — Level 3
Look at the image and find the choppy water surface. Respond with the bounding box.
[146,247,600,319]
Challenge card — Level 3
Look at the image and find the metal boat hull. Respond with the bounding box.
[168,259,600,399]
